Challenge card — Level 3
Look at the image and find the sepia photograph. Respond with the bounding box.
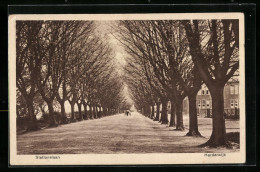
[9,13,245,165]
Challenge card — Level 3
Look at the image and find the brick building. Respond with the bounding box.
[154,77,239,119]
[182,77,239,118]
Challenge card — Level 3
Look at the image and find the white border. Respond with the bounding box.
[9,13,245,165]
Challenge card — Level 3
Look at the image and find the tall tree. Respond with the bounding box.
[182,19,239,146]
[117,21,172,124]
[35,21,69,127]
[16,21,44,130]
[152,20,203,135]
[55,21,95,123]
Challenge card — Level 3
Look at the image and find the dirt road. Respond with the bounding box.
[17,112,239,154]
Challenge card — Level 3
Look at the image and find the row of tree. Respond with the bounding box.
[16,21,125,131]
[117,19,239,147]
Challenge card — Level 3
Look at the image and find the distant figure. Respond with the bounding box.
[125,110,131,116]
[127,110,131,116]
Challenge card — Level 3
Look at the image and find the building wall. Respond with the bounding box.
[223,84,239,109]
[182,97,189,115]
[182,81,239,117]
[154,81,239,118]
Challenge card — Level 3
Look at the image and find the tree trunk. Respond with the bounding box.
[93,106,97,118]
[107,108,110,115]
[77,103,83,121]
[47,100,57,127]
[89,105,93,119]
[98,107,102,117]
[161,100,169,124]
[83,104,88,120]
[111,108,113,115]
[102,107,107,116]
[92,106,95,118]
[151,105,155,119]
[26,100,39,131]
[100,107,103,117]
[186,93,202,136]
[169,100,176,127]
[93,106,98,119]
[59,101,68,124]
[176,99,185,130]
[96,107,99,118]
[154,102,160,121]
[201,86,227,147]
[95,106,99,118]
[70,102,75,122]
[144,105,150,117]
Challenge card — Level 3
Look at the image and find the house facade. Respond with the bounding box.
[153,78,239,119]
[182,79,239,117]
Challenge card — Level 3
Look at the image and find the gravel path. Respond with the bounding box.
[17,112,240,154]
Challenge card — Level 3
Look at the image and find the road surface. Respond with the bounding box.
[17,112,239,154]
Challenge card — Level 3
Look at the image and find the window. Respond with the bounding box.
[206,100,210,108]
[202,100,206,109]
[234,99,238,108]
[230,99,234,108]
[206,90,209,95]
[202,90,205,95]
[197,100,201,109]
[230,85,235,94]
[234,85,239,94]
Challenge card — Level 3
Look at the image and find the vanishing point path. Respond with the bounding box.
[17,112,238,154]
